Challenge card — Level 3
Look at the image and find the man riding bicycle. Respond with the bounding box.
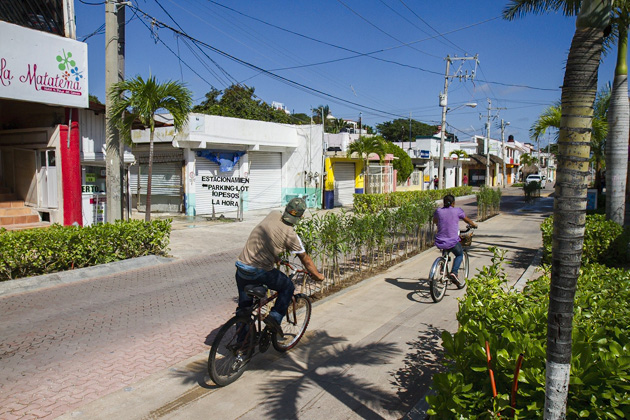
[433,194,477,286]
[235,197,324,336]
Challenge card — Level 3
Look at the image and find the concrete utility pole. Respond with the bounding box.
[105,0,125,222]
[438,54,478,190]
[501,119,510,187]
[484,99,506,187]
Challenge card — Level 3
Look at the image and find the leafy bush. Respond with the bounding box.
[427,251,630,419]
[353,186,472,213]
[523,181,541,200]
[0,219,172,281]
[541,214,630,265]
[511,182,524,188]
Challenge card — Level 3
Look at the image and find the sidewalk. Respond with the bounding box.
[55,195,550,420]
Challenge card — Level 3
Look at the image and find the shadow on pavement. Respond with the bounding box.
[384,277,441,304]
[170,330,401,419]
[387,324,446,412]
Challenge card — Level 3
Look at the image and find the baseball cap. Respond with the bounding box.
[282,197,307,225]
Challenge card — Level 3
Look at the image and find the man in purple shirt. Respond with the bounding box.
[433,194,477,286]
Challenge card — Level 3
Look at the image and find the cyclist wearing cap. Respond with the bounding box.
[433,194,477,286]
[235,197,324,335]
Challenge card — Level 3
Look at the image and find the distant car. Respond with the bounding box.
[525,174,546,188]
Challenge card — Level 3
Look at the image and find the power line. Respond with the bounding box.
[130,5,408,119]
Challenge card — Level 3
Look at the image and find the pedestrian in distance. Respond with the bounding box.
[234,197,324,336]
[462,174,468,186]
[433,175,439,190]
[433,194,477,286]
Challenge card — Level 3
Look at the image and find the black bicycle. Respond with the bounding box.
[428,225,475,303]
[208,261,313,386]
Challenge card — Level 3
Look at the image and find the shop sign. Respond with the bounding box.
[82,185,99,193]
[420,150,430,159]
[0,21,88,108]
[200,175,249,208]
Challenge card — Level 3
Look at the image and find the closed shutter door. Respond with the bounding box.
[195,159,243,215]
[132,163,181,197]
[333,163,355,207]
[248,152,282,210]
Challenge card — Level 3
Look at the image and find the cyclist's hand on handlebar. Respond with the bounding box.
[311,273,325,282]
[468,223,478,229]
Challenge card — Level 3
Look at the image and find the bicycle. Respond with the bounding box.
[208,260,313,386]
[428,225,476,303]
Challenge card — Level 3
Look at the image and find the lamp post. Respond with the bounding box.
[438,99,476,190]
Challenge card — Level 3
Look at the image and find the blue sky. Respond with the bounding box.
[76,0,617,147]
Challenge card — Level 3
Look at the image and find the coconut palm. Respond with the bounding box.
[518,153,539,180]
[109,75,192,221]
[450,149,469,186]
[347,136,385,192]
[506,0,629,224]
[529,84,610,192]
[504,1,612,417]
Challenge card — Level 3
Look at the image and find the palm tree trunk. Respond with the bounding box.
[606,25,629,225]
[145,129,154,222]
[545,5,609,416]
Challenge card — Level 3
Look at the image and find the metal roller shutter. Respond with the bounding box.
[333,162,355,207]
[248,152,282,210]
[195,159,244,215]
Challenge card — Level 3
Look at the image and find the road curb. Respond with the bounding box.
[0,255,173,298]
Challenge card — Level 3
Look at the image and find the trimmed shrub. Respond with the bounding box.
[353,186,472,214]
[541,214,630,266]
[0,219,172,281]
[476,185,501,221]
[427,252,630,419]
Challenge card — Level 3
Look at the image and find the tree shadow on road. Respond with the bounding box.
[386,323,447,412]
[170,330,402,418]
[385,276,457,304]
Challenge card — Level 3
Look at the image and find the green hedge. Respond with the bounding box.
[428,252,630,419]
[352,186,472,213]
[541,214,630,265]
[0,219,172,281]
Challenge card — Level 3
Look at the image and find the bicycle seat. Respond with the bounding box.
[244,284,268,299]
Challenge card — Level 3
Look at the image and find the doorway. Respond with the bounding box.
[38,149,58,208]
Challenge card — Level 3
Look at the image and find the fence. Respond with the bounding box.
[366,165,395,194]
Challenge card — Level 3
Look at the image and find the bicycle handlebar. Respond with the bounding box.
[460,224,478,234]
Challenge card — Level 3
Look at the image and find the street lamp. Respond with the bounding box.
[438,99,477,189]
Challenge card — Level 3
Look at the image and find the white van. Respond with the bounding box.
[525,174,546,188]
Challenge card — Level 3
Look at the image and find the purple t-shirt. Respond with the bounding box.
[434,206,465,250]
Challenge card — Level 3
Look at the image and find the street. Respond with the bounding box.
[0,189,553,419]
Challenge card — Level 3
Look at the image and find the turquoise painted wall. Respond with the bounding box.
[283,187,322,209]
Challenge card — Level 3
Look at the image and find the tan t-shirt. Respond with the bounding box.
[238,210,305,271]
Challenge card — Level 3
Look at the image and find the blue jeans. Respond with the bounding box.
[448,242,464,276]
[235,268,295,324]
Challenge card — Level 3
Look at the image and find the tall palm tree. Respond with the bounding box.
[505,1,612,417]
[529,84,610,192]
[347,136,385,192]
[506,0,629,224]
[109,75,192,221]
[519,153,539,180]
[606,3,630,224]
[450,149,469,186]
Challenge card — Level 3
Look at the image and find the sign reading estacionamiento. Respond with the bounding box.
[0,21,88,108]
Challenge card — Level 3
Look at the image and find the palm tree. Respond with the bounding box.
[518,153,539,181]
[505,1,612,417]
[606,3,630,224]
[450,149,469,186]
[109,75,192,221]
[529,84,610,192]
[347,136,385,192]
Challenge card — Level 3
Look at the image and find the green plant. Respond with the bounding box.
[0,220,171,281]
[476,186,502,221]
[353,186,472,213]
[541,214,630,265]
[427,251,630,419]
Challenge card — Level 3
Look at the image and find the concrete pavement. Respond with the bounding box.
[0,186,552,419]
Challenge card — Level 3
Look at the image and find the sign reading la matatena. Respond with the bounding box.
[0,21,88,108]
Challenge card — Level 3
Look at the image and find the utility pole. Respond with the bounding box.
[105,0,125,222]
[438,54,478,190]
[408,112,412,152]
[501,119,510,187]
[484,99,506,187]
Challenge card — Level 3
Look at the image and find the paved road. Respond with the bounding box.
[0,187,552,419]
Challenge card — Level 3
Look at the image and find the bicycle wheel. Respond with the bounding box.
[208,316,255,386]
[455,251,469,289]
[429,257,448,303]
[272,294,312,352]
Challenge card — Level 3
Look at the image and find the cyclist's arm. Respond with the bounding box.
[462,216,477,228]
[296,252,325,281]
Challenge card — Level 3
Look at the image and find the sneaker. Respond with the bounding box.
[449,273,462,287]
[263,316,284,337]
